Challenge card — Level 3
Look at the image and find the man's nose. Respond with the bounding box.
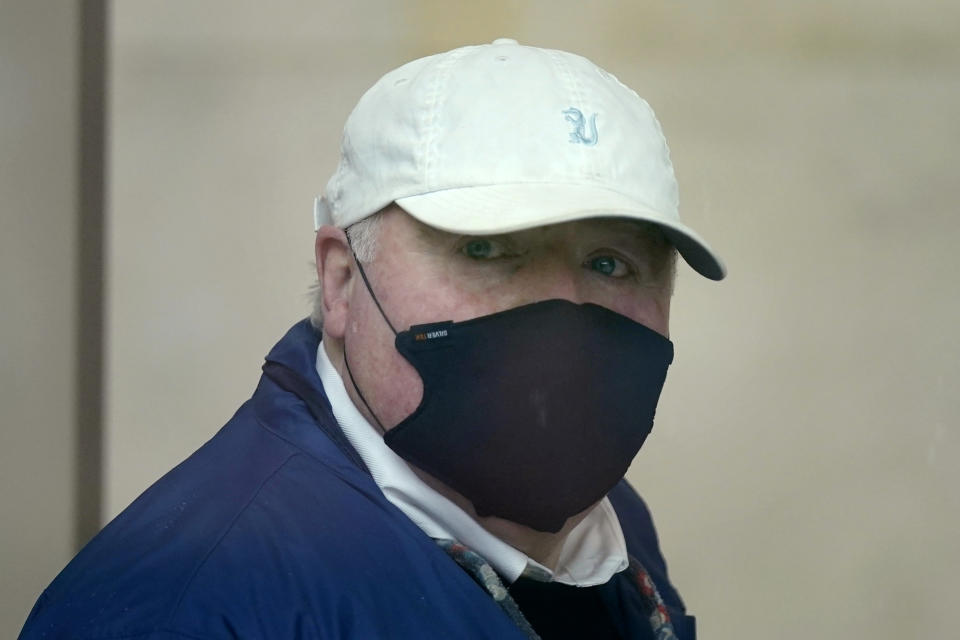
[512,257,585,306]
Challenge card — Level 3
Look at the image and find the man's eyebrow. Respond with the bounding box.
[584,219,671,247]
[413,219,517,247]
[412,218,463,249]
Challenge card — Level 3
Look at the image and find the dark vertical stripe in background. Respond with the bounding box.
[75,0,107,549]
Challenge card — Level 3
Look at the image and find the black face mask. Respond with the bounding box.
[345,259,674,533]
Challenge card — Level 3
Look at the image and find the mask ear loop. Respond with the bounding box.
[347,236,398,336]
[342,233,397,435]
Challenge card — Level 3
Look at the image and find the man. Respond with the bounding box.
[20,39,724,639]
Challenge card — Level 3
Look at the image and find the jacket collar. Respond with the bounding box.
[256,319,372,479]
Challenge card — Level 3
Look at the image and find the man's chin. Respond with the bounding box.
[407,464,596,568]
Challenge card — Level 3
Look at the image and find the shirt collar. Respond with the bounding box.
[316,343,628,586]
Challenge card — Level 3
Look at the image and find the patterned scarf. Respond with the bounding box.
[436,539,678,640]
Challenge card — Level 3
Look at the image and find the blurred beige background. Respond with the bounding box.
[3,1,958,638]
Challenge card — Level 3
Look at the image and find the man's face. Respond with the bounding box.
[322,205,674,431]
[317,204,674,544]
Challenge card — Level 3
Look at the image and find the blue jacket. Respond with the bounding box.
[20,321,694,639]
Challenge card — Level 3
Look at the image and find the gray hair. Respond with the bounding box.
[309,212,383,331]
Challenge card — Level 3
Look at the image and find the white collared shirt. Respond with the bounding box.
[315,343,629,586]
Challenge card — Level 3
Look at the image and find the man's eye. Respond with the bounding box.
[586,255,630,278]
[462,238,507,260]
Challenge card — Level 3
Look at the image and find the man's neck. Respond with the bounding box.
[406,462,594,571]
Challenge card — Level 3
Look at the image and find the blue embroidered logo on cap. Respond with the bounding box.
[563,108,598,146]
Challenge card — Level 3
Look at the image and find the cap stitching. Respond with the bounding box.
[420,47,471,191]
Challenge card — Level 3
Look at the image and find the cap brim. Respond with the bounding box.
[396,183,726,281]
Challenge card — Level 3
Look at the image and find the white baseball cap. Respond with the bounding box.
[315,38,726,280]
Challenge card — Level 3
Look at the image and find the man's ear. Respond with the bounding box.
[315,225,353,339]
